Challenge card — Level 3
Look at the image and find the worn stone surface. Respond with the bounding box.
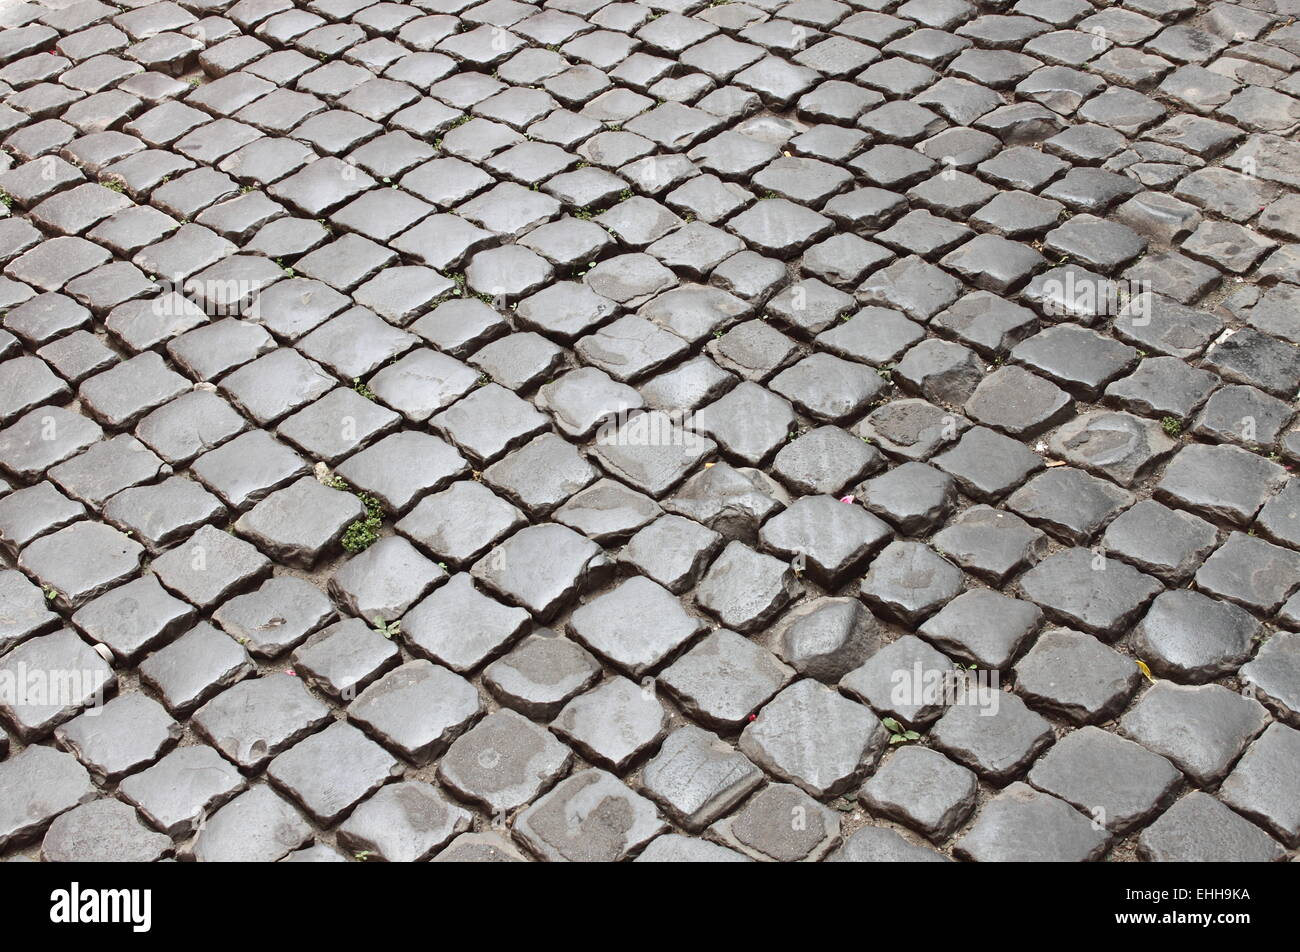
[1120,682,1268,786]
[955,782,1110,862]
[2,0,1295,864]
[739,679,888,798]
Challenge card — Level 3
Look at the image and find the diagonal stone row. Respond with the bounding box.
[0,0,1298,863]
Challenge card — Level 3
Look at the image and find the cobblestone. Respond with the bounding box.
[0,0,1295,864]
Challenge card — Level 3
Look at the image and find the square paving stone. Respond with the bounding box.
[515,767,667,862]
[182,783,312,863]
[54,692,180,783]
[482,432,597,516]
[618,513,724,595]
[1218,723,1300,847]
[437,707,573,816]
[365,349,479,423]
[567,575,707,677]
[0,746,98,852]
[348,659,483,766]
[932,426,1045,502]
[333,431,467,516]
[760,494,891,587]
[1134,589,1258,684]
[659,628,794,732]
[773,596,887,685]
[575,314,690,384]
[822,314,925,376]
[1240,631,1300,728]
[1192,384,1294,450]
[431,831,529,863]
[469,330,565,391]
[769,353,885,424]
[0,569,59,652]
[931,505,1048,586]
[0,356,69,425]
[70,574,197,664]
[275,387,400,466]
[696,539,799,633]
[651,467,778,551]
[772,425,882,497]
[964,365,1073,438]
[634,835,752,863]
[188,429,314,517]
[1103,356,1219,420]
[552,478,661,546]
[78,351,190,430]
[431,382,550,465]
[1120,681,1268,786]
[638,725,764,832]
[706,320,800,383]
[859,541,964,627]
[1019,547,1162,639]
[192,673,331,772]
[397,480,525,569]
[854,398,969,461]
[139,621,254,717]
[552,675,669,773]
[707,782,840,862]
[132,390,248,467]
[591,410,716,496]
[919,589,1042,671]
[291,618,401,703]
[1195,532,1300,615]
[954,782,1109,862]
[211,576,335,660]
[860,745,978,842]
[404,573,530,674]
[117,744,245,838]
[267,720,402,826]
[740,679,888,798]
[0,628,117,742]
[638,354,736,415]
[1027,725,1182,834]
[931,690,1055,784]
[329,535,445,625]
[829,824,950,862]
[1005,467,1135,545]
[1136,791,1285,862]
[218,348,336,426]
[1013,627,1140,726]
[18,520,143,610]
[233,477,363,570]
[0,482,87,556]
[1012,325,1140,400]
[1156,443,1288,528]
[336,781,473,862]
[483,633,602,721]
[858,461,957,535]
[1202,328,1300,400]
[296,307,418,380]
[472,522,614,623]
[47,433,170,510]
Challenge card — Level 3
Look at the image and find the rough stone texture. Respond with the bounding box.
[955,782,1110,862]
[739,679,888,798]
[2,0,1295,864]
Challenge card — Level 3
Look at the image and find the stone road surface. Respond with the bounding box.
[0,0,1298,863]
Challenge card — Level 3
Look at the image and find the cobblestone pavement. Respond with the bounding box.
[0,0,1298,864]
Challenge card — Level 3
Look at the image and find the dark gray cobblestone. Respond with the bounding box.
[0,0,1297,864]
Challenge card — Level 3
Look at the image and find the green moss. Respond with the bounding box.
[332,482,385,553]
